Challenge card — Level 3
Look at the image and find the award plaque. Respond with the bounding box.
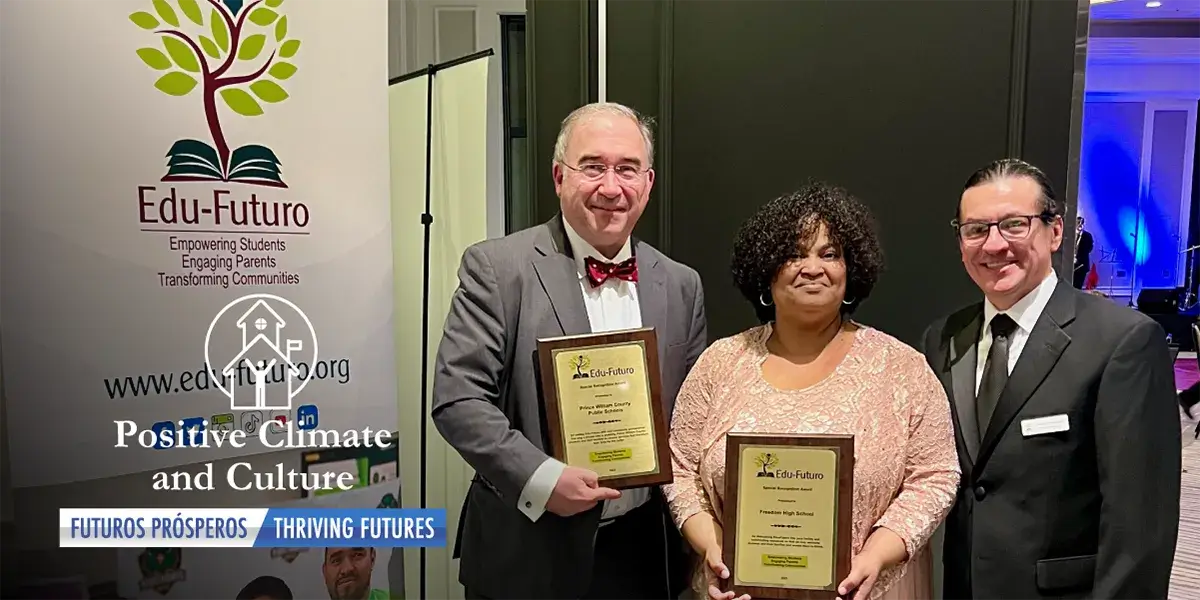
[722,433,854,600]
[536,327,671,489]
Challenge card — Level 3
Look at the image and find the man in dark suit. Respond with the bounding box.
[922,158,1180,599]
[1072,216,1093,289]
[431,102,706,599]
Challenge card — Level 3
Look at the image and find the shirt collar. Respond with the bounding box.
[562,217,633,278]
[983,270,1059,337]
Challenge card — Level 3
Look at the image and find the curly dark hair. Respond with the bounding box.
[731,181,884,323]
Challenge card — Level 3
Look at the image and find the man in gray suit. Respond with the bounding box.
[922,159,1180,599]
[432,102,707,599]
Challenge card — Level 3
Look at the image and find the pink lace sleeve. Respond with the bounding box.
[873,352,962,560]
[662,341,723,530]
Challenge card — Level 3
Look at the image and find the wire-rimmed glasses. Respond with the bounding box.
[560,162,649,183]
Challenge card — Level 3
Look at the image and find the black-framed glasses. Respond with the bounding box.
[560,162,649,182]
[951,213,1054,245]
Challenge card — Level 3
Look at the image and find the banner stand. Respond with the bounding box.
[388,47,494,600]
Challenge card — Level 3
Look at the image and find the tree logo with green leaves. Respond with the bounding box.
[569,355,591,379]
[755,453,778,478]
[130,0,299,188]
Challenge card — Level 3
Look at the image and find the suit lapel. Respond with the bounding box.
[635,243,667,356]
[532,218,591,336]
[976,284,1076,468]
[946,310,983,464]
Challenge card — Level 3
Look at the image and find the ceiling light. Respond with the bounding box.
[1146,0,1162,6]
[1090,0,1120,4]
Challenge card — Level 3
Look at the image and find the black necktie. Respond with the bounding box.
[977,314,1017,439]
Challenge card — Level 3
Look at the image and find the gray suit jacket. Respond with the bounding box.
[432,215,707,599]
[921,282,1180,599]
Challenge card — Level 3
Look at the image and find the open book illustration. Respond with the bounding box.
[161,139,288,188]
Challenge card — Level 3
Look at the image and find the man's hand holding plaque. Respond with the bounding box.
[536,327,672,489]
[545,465,623,517]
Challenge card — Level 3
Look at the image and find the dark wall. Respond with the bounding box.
[1024,0,1091,275]
[529,0,1086,346]
[526,0,666,245]
[524,0,590,230]
[605,0,665,245]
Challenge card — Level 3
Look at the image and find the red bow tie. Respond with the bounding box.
[585,256,638,287]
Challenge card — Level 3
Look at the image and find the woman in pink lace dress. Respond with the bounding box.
[664,183,960,600]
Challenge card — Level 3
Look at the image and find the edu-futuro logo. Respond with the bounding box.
[130,0,302,187]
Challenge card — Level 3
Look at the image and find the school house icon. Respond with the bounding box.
[204,294,319,412]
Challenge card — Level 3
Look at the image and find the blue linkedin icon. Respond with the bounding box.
[297,404,319,430]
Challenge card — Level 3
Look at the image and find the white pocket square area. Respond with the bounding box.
[1021,414,1070,437]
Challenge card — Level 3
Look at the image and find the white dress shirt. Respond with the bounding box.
[516,220,649,523]
[976,270,1059,394]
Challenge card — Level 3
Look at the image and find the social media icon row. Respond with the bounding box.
[266,404,320,431]
[147,404,318,449]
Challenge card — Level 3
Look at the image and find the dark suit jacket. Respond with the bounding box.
[921,281,1180,599]
[1073,231,1094,288]
[431,215,707,599]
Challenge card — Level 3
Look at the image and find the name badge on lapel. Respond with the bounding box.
[1021,414,1070,437]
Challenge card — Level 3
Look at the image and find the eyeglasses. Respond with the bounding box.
[951,213,1053,246]
[561,162,648,182]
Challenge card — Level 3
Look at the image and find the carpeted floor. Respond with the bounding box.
[1173,434,1200,600]
[1172,356,1199,600]
[1176,355,1199,392]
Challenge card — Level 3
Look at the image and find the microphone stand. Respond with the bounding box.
[1182,245,1200,311]
[1130,196,1145,308]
